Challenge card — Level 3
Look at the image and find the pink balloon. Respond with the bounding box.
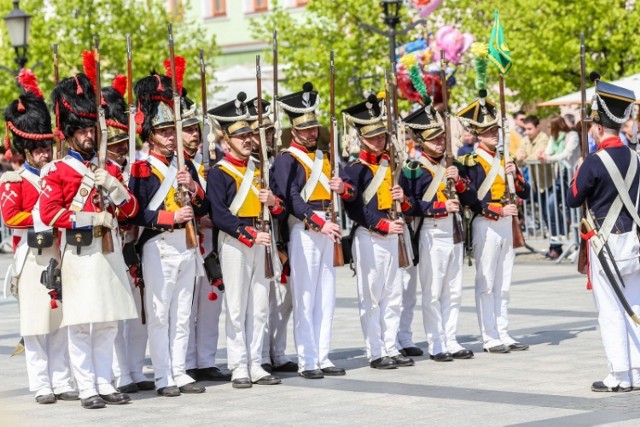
[433,25,474,65]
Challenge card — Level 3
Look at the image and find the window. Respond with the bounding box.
[212,0,226,17]
[253,0,268,12]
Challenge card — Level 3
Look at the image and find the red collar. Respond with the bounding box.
[149,150,172,165]
[290,141,311,153]
[184,149,196,161]
[359,150,388,164]
[224,153,248,167]
[477,143,497,157]
[598,136,625,150]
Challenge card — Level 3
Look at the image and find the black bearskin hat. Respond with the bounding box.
[134,72,174,141]
[51,73,97,139]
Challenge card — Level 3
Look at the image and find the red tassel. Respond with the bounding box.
[53,128,66,141]
[163,56,186,94]
[208,290,218,301]
[155,74,163,91]
[17,98,25,112]
[17,68,44,99]
[74,76,84,95]
[4,126,11,151]
[82,50,97,90]
[280,271,287,284]
[50,299,58,309]
[112,74,127,97]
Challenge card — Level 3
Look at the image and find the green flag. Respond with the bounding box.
[488,10,512,75]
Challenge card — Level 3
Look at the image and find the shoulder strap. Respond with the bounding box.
[597,150,640,229]
[63,155,97,212]
[19,167,40,190]
[362,159,389,205]
[419,157,446,201]
[287,147,330,201]
[476,150,504,200]
[148,157,179,211]
[218,160,260,216]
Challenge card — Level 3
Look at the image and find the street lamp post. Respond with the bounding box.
[361,0,425,118]
[1,0,38,85]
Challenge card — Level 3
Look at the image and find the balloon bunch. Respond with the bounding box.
[396,22,474,106]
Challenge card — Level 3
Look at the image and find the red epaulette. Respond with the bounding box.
[131,161,151,178]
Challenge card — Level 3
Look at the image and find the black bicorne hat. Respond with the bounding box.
[404,96,445,142]
[278,82,320,130]
[589,72,636,130]
[342,94,386,138]
[246,97,273,132]
[208,92,252,137]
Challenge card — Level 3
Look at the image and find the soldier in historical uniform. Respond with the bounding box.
[456,89,530,354]
[340,94,415,370]
[206,92,284,388]
[128,71,207,396]
[38,71,139,409]
[1,69,77,405]
[272,83,346,379]
[400,97,477,362]
[567,78,640,392]
[99,78,155,394]
[246,97,298,374]
[181,93,230,383]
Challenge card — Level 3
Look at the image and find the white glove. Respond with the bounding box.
[74,211,115,229]
[95,168,130,205]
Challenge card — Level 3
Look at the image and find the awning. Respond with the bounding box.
[537,73,640,107]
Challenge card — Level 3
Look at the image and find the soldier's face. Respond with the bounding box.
[151,127,176,156]
[107,140,128,166]
[183,124,200,153]
[29,146,52,168]
[293,126,319,147]
[228,132,253,159]
[423,135,445,156]
[251,128,275,152]
[478,127,499,149]
[72,126,96,153]
[361,133,386,154]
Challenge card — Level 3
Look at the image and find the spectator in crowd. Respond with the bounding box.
[537,115,580,259]
[563,114,576,131]
[619,118,634,146]
[516,115,553,247]
[513,110,526,136]
[10,152,25,171]
[457,130,476,156]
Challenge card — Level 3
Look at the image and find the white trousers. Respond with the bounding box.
[186,274,223,370]
[472,216,516,348]
[289,217,336,371]
[68,321,118,399]
[419,218,465,355]
[142,230,196,388]
[24,327,74,397]
[397,226,418,350]
[590,234,640,387]
[219,232,270,381]
[352,227,403,361]
[112,274,149,387]
[262,278,294,366]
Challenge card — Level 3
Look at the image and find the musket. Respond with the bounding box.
[581,219,640,324]
[94,37,115,253]
[329,50,345,267]
[498,74,526,248]
[168,24,199,249]
[577,33,590,274]
[199,49,212,166]
[256,55,275,279]
[384,69,410,268]
[126,35,136,177]
[439,50,464,244]
[272,30,281,155]
[53,44,61,159]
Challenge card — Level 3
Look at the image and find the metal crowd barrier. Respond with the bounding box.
[520,160,581,263]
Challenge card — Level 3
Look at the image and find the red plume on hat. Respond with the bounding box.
[17,68,44,99]
[112,74,127,97]
[163,56,186,94]
[82,50,97,90]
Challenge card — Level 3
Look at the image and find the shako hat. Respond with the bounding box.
[589,71,635,130]
[404,95,445,141]
[277,82,320,130]
[208,92,252,136]
[342,94,386,138]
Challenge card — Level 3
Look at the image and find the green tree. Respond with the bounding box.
[254,0,640,116]
[0,0,218,132]
[253,0,408,123]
